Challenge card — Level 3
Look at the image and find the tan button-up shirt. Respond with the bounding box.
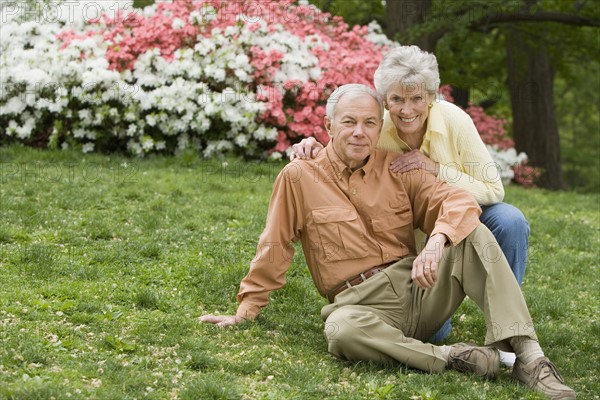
[236,145,481,320]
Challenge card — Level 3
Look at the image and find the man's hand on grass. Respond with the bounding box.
[199,314,245,328]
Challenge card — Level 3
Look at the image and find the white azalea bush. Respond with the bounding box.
[0,13,278,156]
[486,145,528,185]
[1,0,393,158]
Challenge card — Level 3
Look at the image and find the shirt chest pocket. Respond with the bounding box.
[370,207,413,252]
[312,208,368,261]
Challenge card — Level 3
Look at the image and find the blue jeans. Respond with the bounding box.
[428,202,530,343]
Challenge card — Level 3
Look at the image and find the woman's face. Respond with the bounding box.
[385,82,433,138]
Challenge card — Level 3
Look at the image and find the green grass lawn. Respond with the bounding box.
[1,145,598,400]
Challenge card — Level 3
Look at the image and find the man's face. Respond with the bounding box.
[325,94,383,170]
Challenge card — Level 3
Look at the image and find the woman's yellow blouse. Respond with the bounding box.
[377,100,504,205]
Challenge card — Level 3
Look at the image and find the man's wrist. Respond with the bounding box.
[430,233,448,247]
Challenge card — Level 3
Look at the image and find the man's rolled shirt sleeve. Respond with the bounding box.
[235,165,301,321]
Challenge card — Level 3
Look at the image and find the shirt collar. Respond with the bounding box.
[427,101,448,136]
[325,142,376,181]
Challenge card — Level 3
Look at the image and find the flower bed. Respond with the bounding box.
[0,0,537,184]
[1,0,391,158]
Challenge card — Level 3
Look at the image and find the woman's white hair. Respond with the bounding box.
[373,45,440,99]
[325,84,384,119]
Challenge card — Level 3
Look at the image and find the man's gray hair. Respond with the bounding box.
[373,46,440,99]
[326,84,384,119]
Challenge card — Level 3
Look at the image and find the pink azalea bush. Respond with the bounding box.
[1,1,391,156]
[513,160,543,188]
[465,103,514,150]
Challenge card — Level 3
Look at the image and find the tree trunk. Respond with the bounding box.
[506,30,567,190]
[386,0,435,51]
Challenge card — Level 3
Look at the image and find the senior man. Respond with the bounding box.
[201,84,575,399]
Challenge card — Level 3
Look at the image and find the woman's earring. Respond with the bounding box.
[428,102,433,109]
[384,103,389,110]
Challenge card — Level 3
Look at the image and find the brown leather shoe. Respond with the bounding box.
[513,356,576,399]
[447,343,500,379]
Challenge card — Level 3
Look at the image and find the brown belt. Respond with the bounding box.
[326,262,394,303]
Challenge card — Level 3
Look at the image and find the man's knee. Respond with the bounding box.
[324,307,372,355]
[448,225,505,267]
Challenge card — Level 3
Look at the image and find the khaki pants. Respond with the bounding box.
[321,225,536,373]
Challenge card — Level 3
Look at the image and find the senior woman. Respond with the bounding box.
[291,45,530,343]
